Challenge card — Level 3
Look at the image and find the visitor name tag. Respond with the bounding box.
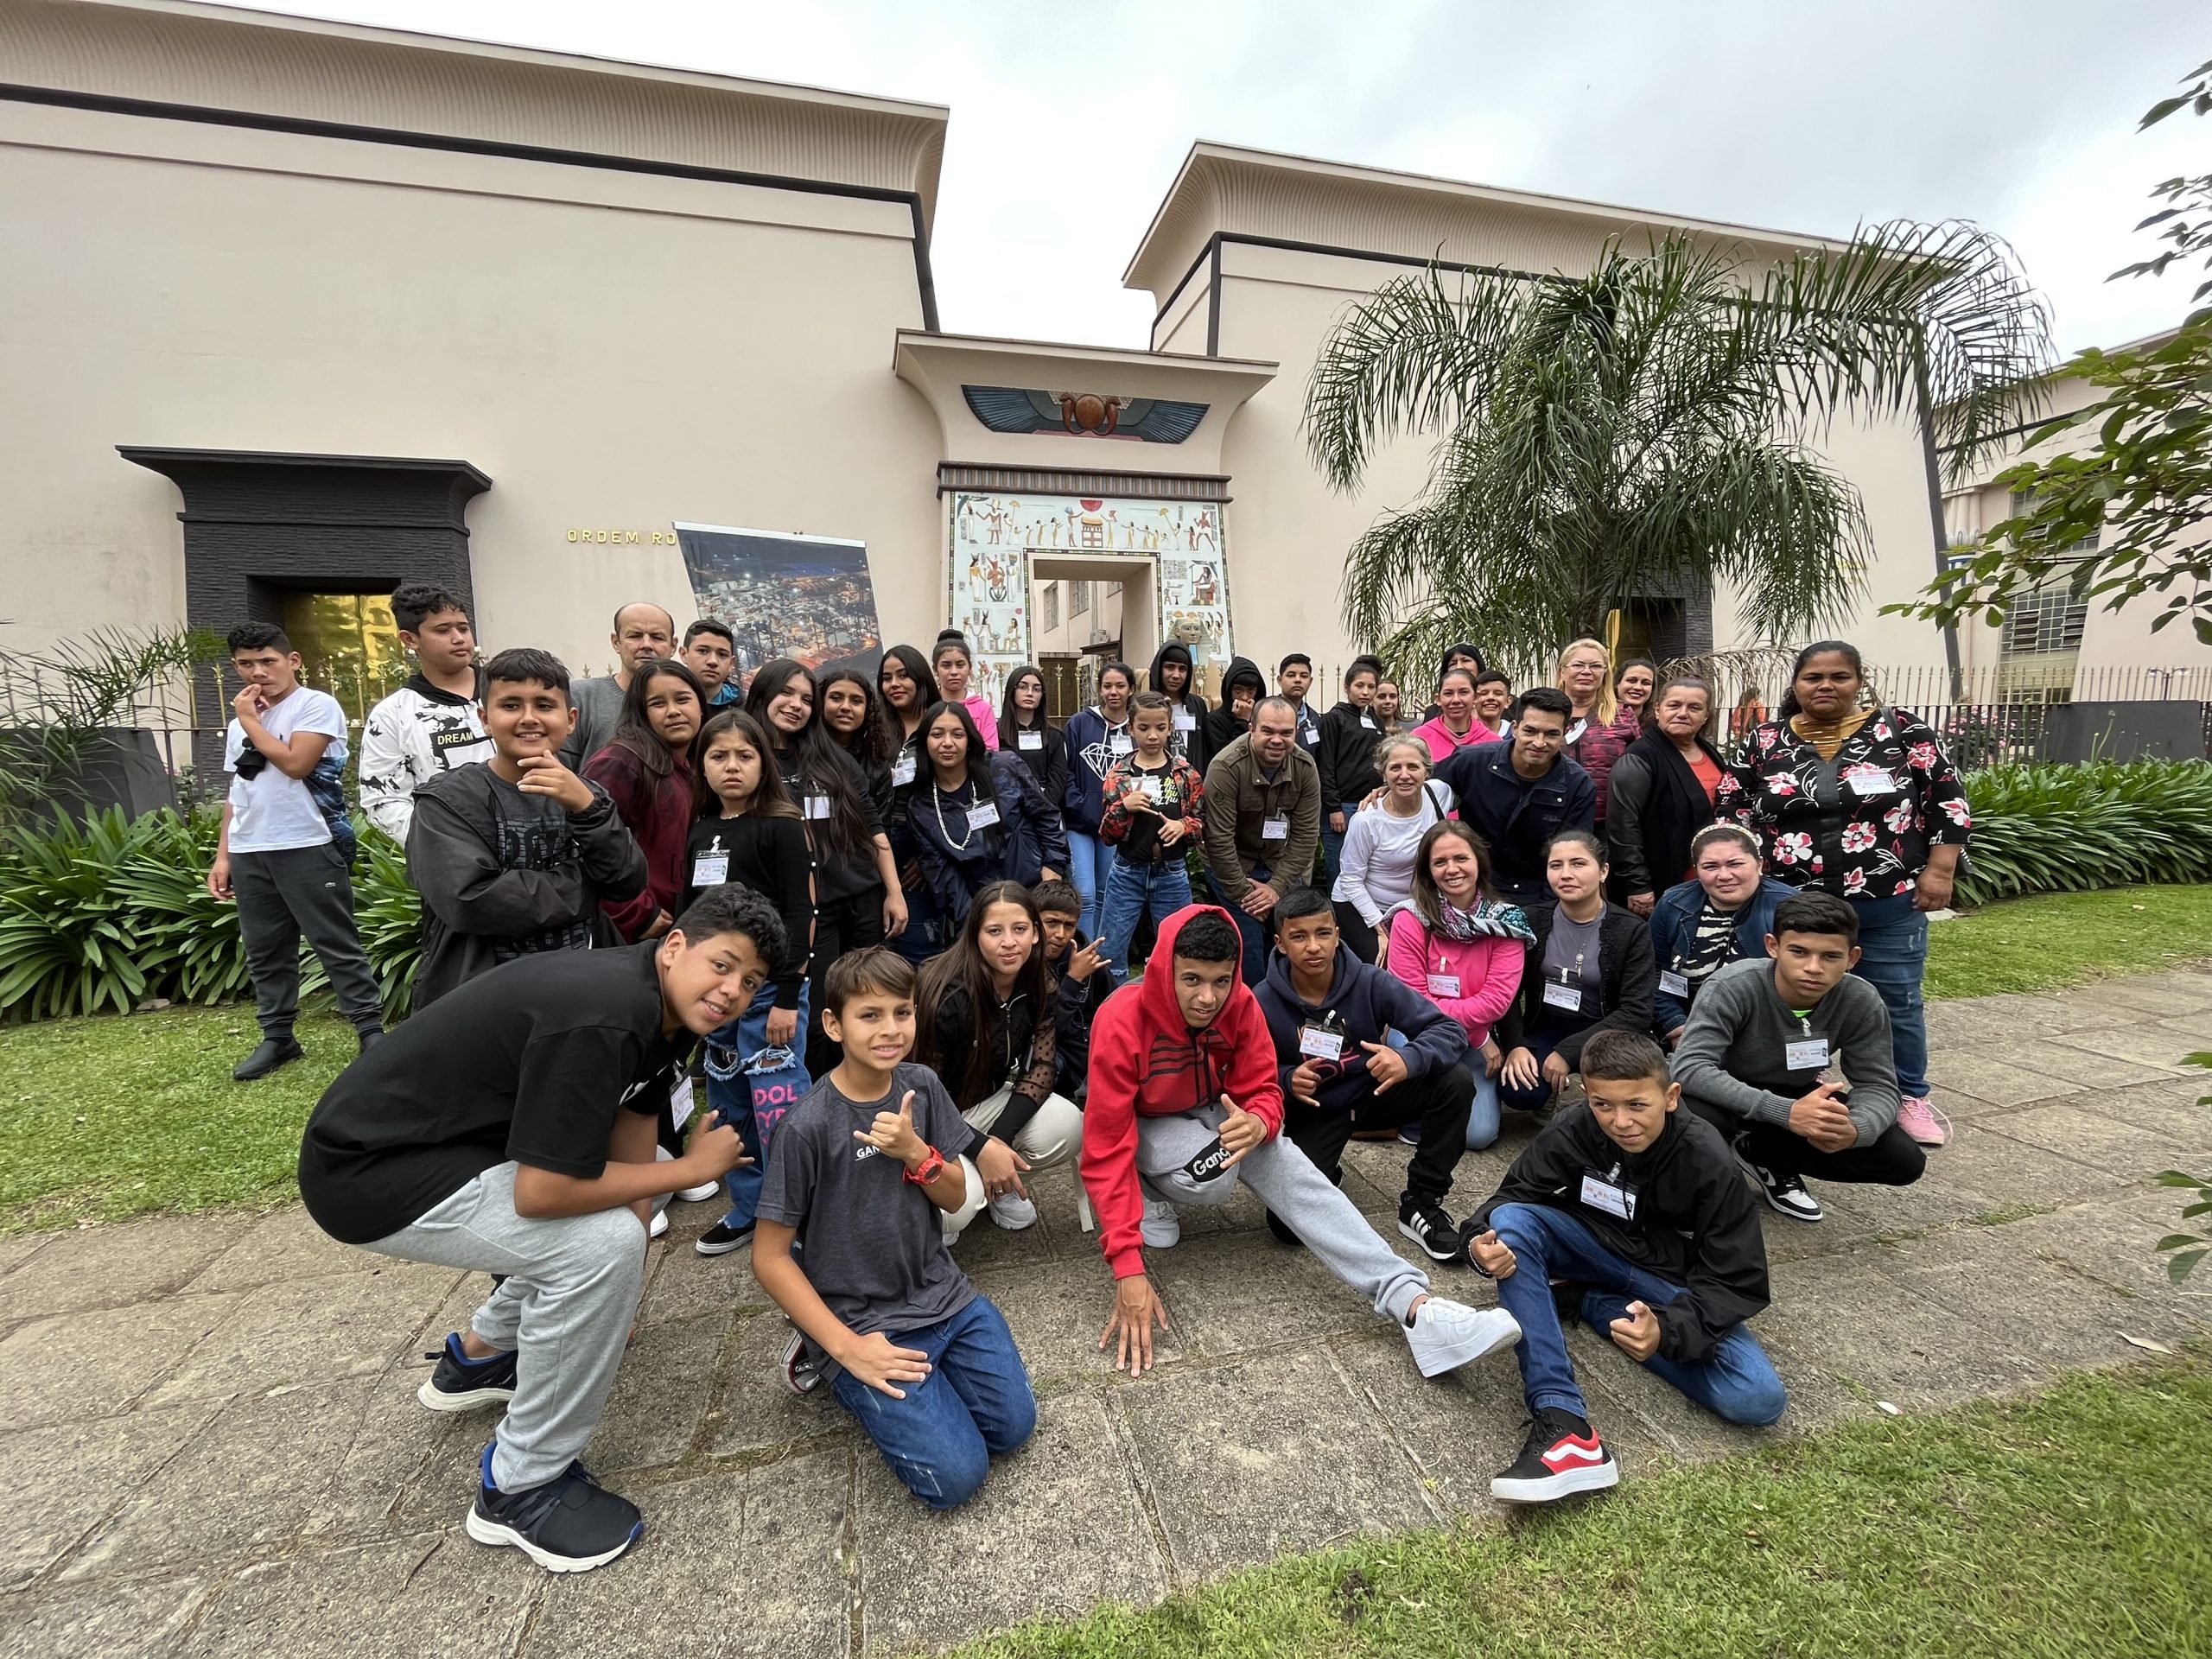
[670,1076,696,1133]
[1659,969,1690,998]
[1262,815,1290,840]
[1110,734,1133,755]
[1173,709,1198,731]
[1580,1172,1636,1221]
[1360,714,1376,729]
[1847,768,1897,796]
[1138,775,1163,801]
[1785,1035,1831,1071]
[1298,1025,1344,1062]
[1426,972,1461,998]
[805,795,833,820]
[1542,979,1584,1012]
[691,854,728,887]
[1017,730,1044,751]
[892,754,917,786]
[966,800,1001,830]
[1302,728,1319,745]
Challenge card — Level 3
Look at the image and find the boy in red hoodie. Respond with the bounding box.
[1080,903,1522,1376]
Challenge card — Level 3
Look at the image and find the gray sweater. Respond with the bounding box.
[556,674,626,772]
[1671,957,1900,1146]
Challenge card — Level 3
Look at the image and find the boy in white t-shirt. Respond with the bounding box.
[205,622,386,1080]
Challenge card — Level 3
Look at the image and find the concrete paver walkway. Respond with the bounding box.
[3,969,2209,1656]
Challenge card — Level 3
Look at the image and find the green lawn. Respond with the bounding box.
[955,1359,2212,1659]
[1926,882,2212,1000]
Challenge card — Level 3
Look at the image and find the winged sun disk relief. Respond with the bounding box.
[961,385,1210,444]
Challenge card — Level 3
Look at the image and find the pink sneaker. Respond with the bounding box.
[1897,1095,1949,1147]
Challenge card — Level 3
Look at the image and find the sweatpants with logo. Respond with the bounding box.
[232,842,384,1038]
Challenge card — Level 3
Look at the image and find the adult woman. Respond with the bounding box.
[1332,735,1455,963]
[1372,677,1407,737]
[1410,666,1484,762]
[915,881,1084,1236]
[1147,639,1212,772]
[932,630,998,749]
[1606,674,1726,914]
[998,664,1068,810]
[1384,821,1531,1151]
[1494,830,1657,1116]
[1419,642,1485,721]
[1470,670,1514,742]
[1731,683,1768,740]
[582,657,704,942]
[1648,823,1794,1046]
[910,701,1066,932]
[1555,638,1640,827]
[1719,640,1969,1148]
[1613,658,1656,734]
[1059,660,1137,939]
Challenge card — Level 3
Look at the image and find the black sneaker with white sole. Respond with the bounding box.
[1736,1147,1825,1223]
[416,1333,518,1413]
[466,1444,643,1573]
[780,1329,824,1396]
[1397,1199,1460,1263]
[1491,1408,1620,1503]
[695,1217,756,1256]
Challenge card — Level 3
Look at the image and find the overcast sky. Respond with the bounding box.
[240,0,2202,355]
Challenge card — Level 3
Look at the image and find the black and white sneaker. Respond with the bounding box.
[1737,1148,1825,1223]
[695,1218,756,1256]
[1397,1200,1461,1263]
[466,1444,643,1573]
[780,1329,824,1396]
[416,1333,518,1413]
[1491,1408,1620,1503]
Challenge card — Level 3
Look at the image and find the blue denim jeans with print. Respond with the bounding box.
[703,981,810,1230]
[830,1294,1036,1510]
[1099,851,1191,977]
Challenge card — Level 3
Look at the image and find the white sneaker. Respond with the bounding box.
[1404,1297,1522,1379]
[676,1181,721,1203]
[1140,1198,1181,1250]
[648,1209,670,1240]
[988,1192,1039,1230]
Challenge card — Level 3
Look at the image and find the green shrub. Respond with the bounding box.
[0,809,154,1018]
[1958,759,2212,905]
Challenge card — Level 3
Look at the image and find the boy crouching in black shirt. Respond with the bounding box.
[753,947,1036,1509]
[1460,1029,1783,1503]
[1035,878,1112,1105]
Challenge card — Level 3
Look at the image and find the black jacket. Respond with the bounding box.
[1046,937,1115,1101]
[1495,901,1657,1066]
[1000,715,1069,817]
[1202,655,1267,760]
[1605,728,1724,901]
[1465,1103,1770,1365]
[924,976,1058,1142]
[1433,741,1597,906]
[1147,641,1214,774]
[1317,700,1389,805]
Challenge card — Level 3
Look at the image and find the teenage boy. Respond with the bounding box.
[1433,688,1595,913]
[1461,1029,1783,1503]
[1201,696,1322,985]
[680,619,741,707]
[207,622,385,1080]
[1276,651,1337,808]
[407,647,649,1008]
[1080,904,1522,1378]
[558,601,676,769]
[754,948,1037,1510]
[1255,887,1475,1261]
[358,582,493,842]
[1672,890,1925,1223]
[296,884,781,1573]
[1098,690,1205,977]
[1036,880,1112,1104]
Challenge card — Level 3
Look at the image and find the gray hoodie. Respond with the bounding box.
[1670,957,1900,1146]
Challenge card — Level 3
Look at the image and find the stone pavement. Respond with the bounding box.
[3,969,2211,1658]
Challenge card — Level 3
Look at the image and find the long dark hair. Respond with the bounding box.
[1777,639,1867,721]
[918,698,992,789]
[609,658,705,785]
[916,879,1046,1105]
[817,666,895,768]
[878,645,940,733]
[692,708,801,821]
[999,664,1049,744]
[744,657,872,863]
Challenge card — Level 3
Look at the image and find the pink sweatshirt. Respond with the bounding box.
[1410,715,1489,763]
[1385,910,1525,1046]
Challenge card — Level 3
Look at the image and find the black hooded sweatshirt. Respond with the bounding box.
[1147,641,1214,774]
[1202,655,1267,760]
[1464,1103,1770,1365]
[1317,697,1388,804]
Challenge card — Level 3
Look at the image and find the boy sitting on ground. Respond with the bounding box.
[1461,1029,1783,1503]
[1080,902,1522,1379]
[753,948,1037,1510]
[1035,878,1112,1106]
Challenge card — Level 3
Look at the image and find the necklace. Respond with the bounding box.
[933,774,982,851]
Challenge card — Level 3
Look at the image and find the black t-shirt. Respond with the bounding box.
[297,942,695,1244]
[683,811,814,1007]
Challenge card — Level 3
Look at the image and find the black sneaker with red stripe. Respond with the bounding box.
[1491,1408,1620,1503]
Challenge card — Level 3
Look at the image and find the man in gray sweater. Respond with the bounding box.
[1672,890,1925,1224]
[556,601,677,771]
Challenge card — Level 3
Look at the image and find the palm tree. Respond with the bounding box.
[1303,224,2055,678]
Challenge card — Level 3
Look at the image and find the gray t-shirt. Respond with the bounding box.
[557,675,625,772]
[1540,906,1606,1019]
[756,1062,976,1359]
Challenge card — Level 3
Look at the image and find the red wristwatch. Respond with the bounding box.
[904,1145,945,1185]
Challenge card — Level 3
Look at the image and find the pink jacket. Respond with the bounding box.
[1385,910,1525,1046]
[1410,715,1488,763]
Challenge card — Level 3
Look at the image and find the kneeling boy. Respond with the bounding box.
[754,948,1036,1510]
[1462,1029,1783,1503]
[296,885,781,1572]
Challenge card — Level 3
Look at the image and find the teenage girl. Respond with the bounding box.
[582,657,704,942]
[998,664,1068,810]
[932,630,999,749]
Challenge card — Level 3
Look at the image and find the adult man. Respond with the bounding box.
[1080,905,1521,1379]
[1672,890,1925,1223]
[1433,687,1595,914]
[680,619,741,707]
[1200,696,1321,984]
[557,601,677,770]
[359,582,493,842]
[1254,887,1474,1262]
[296,884,780,1573]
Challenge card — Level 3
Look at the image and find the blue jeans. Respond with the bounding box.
[1064,830,1113,939]
[830,1295,1036,1510]
[1465,1065,1502,1149]
[1849,893,1929,1097]
[1099,851,1192,977]
[1497,1027,1577,1114]
[1204,866,1271,986]
[703,982,810,1230]
[1487,1203,1786,1427]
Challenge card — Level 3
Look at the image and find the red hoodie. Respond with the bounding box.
[1079,904,1285,1279]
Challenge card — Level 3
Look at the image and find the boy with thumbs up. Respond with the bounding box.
[753,947,1036,1510]
[1460,1029,1783,1503]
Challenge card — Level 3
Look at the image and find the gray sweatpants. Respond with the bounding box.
[1135,1103,1430,1323]
[362,1161,651,1492]
[232,843,384,1037]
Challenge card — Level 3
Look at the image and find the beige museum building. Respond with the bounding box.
[4,0,2200,742]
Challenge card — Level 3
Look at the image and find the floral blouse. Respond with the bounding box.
[1717,708,1970,899]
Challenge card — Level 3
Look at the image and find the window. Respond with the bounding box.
[1042,583,1059,632]
[1071,581,1091,617]
[2000,586,2088,656]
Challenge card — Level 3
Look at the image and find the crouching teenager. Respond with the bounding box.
[1461,1030,1784,1503]
[295,885,784,1573]
[753,948,1037,1509]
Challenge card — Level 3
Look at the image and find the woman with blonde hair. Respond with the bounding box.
[1554,637,1640,829]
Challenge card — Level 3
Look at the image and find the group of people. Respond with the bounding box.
[207,584,1972,1574]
